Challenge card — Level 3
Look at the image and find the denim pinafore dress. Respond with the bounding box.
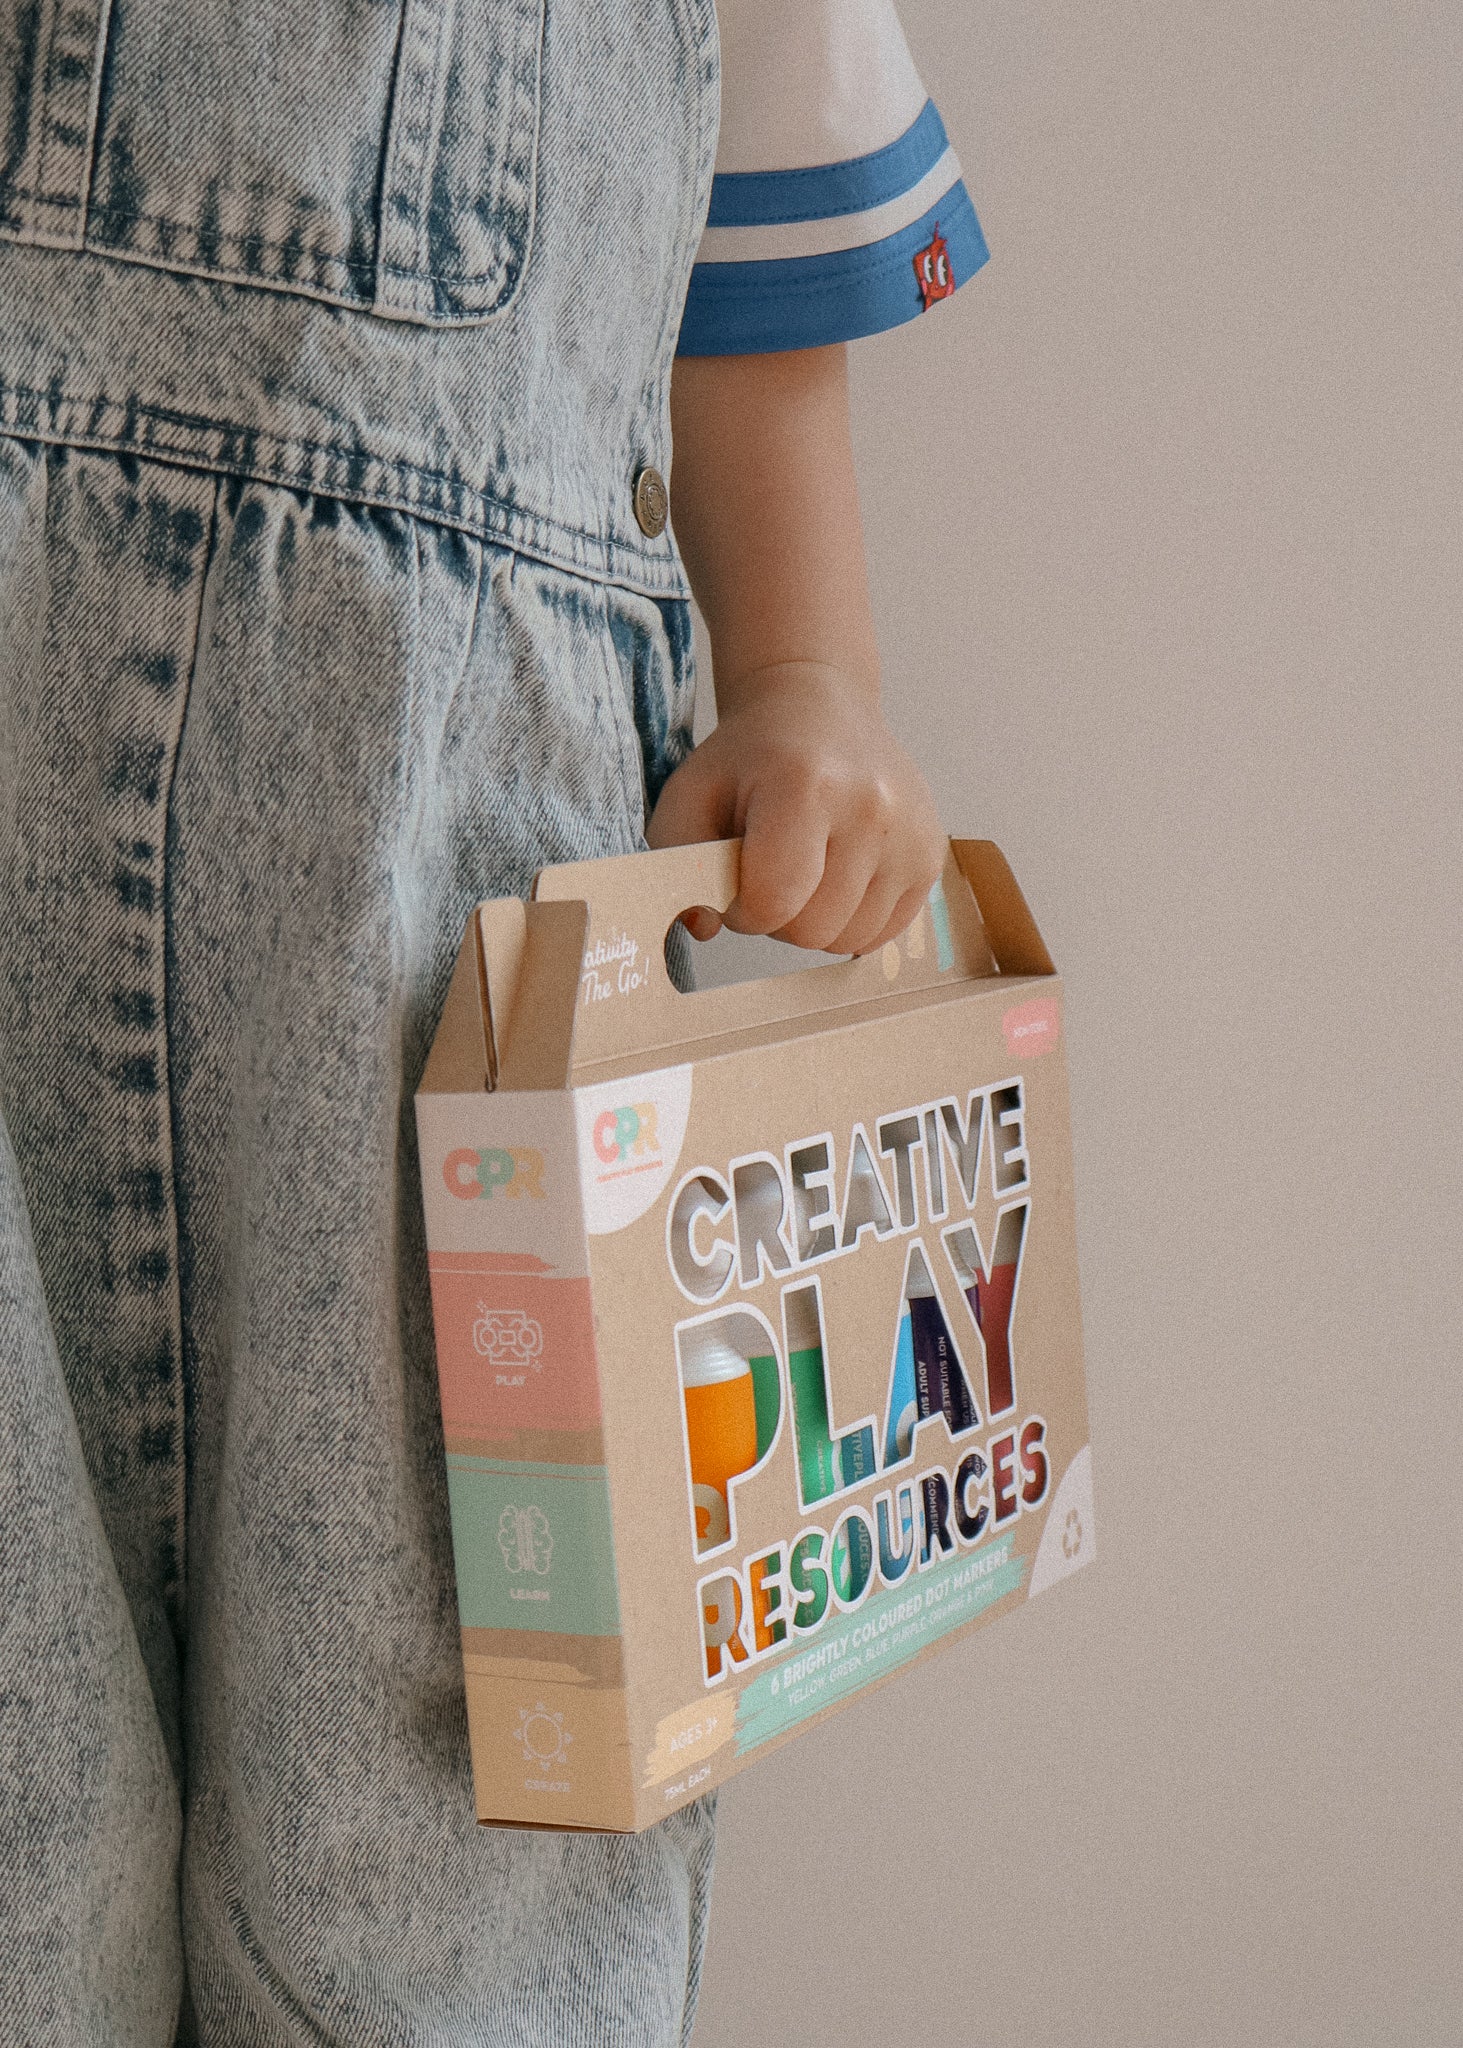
[0,3,719,2042]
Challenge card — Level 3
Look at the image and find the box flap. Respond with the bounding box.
[950,841,1056,976]
[419,918,492,1096]
[484,897,589,1093]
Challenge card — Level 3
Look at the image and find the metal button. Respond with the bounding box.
[633,466,669,538]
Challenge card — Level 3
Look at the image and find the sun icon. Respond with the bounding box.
[514,1702,573,1767]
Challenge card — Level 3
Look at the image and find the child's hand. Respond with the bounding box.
[646,660,944,956]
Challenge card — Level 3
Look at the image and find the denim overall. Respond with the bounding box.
[0,2,719,2041]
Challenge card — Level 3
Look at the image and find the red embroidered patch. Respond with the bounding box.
[913,225,955,309]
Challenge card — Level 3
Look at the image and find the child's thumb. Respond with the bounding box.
[644,752,737,941]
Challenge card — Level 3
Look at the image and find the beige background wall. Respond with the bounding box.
[690,3,1462,2042]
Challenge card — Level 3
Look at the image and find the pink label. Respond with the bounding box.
[429,1258,600,1436]
[1001,997,1061,1058]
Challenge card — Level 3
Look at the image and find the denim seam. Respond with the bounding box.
[387,523,485,984]
[399,519,433,863]
[434,521,487,792]
[597,581,649,831]
[372,0,544,320]
[381,0,443,302]
[160,468,223,1660]
[375,254,516,288]
[386,518,429,977]
[366,0,413,294]
[32,8,67,223]
[0,202,378,276]
[77,0,117,246]
[0,379,692,599]
[616,0,719,559]
[0,221,559,329]
[0,211,523,292]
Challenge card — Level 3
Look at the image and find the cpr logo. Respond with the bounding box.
[444,1146,545,1201]
[591,1102,660,1169]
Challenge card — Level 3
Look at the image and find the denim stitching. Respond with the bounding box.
[75,0,116,245]
[159,467,222,1645]
[597,581,650,830]
[388,521,487,976]
[0,217,537,317]
[5,0,546,307]
[30,2,66,222]
[0,380,690,597]
[5,165,532,296]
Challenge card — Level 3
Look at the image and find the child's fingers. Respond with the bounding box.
[725,781,833,935]
[858,881,935,957]
[645,739,942,956]
[812,822,939,955]
[824,862,910,957]
[770,827,883,951]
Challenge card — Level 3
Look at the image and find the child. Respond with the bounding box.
[0,1,986,2040]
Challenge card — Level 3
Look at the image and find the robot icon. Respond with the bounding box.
[471,1304,545,1370]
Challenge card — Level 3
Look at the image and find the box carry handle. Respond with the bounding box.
[535,837,740,956]
[501,836,1052,1079]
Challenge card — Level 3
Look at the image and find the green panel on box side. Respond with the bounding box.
[445,1459,621,1637]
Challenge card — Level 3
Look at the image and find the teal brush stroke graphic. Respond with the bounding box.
[734,1538,1026,1752]
[927,878,955,970]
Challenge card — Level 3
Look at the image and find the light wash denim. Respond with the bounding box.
[0,0,719,2040]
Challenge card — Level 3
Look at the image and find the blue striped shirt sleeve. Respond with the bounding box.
[678,96,988,356]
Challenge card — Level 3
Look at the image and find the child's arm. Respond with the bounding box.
[651,343,945,955]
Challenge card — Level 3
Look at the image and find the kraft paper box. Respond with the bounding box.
[415,839,1093,1832]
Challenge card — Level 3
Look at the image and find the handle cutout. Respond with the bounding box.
[664,920,839,995]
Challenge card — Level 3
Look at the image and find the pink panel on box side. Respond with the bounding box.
[429,1261,601,1435]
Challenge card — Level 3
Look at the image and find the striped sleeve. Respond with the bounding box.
[677,0,989,356]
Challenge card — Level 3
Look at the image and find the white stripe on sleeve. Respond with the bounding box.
[695,145,964,264]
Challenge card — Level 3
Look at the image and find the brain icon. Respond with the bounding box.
[498,1503,554,1576]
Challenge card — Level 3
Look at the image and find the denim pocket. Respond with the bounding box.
[0,0,545,326]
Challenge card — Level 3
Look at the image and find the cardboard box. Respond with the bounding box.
[416,840,1093,1831]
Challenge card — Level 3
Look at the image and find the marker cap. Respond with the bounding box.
[680,1326,752,1387]
[906,1253,937,1301]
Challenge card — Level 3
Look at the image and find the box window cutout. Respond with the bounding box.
[942,1200,1030,1420]
[782,1280,883,1513]
[676,1308,783,1557]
